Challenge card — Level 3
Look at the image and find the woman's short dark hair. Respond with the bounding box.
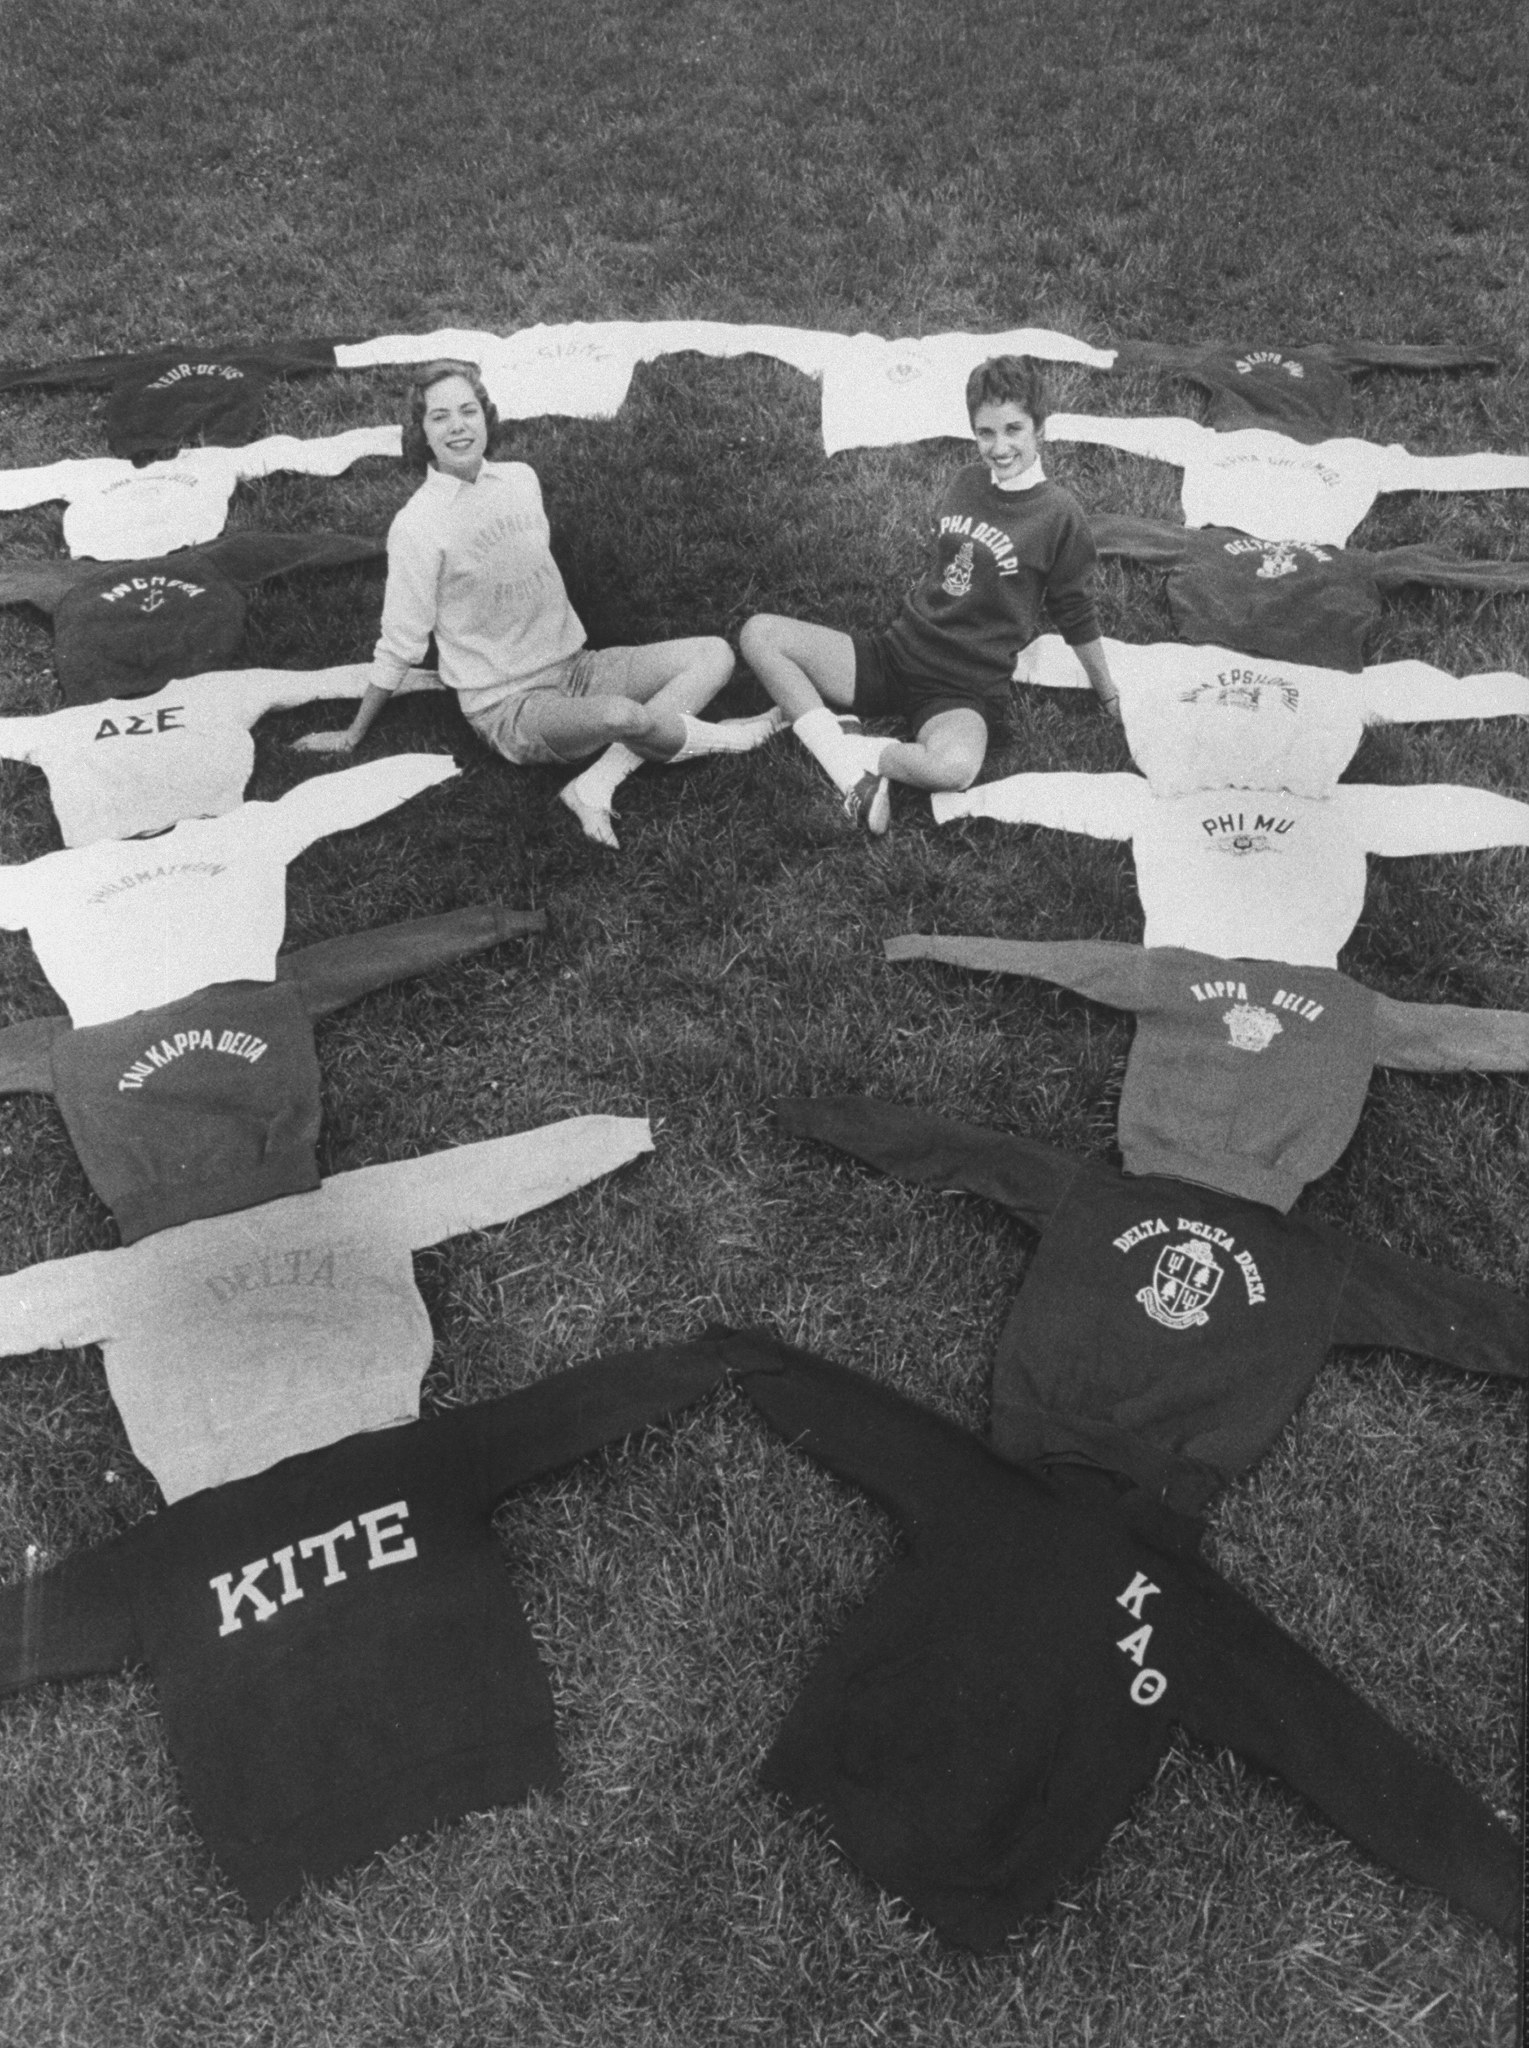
[400,359,501,470]
[964,354,1050,427]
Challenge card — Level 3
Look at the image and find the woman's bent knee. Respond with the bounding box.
[740,614,784,664]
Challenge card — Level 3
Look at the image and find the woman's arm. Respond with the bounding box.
[1071,637,1121,719]
[290,681,394,755]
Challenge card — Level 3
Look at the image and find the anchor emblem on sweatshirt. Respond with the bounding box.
[1137,1238,1223,1330]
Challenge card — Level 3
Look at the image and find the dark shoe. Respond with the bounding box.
[843,770,891,835]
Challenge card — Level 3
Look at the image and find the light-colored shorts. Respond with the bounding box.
[467,645,643,767]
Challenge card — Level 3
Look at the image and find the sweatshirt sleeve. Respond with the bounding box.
[0,456,122,513]
[335,328,503,372]
[1341,782,1529,859]
[0,714,50,769]
[230,425,402,486]
[1042,500,1101,646]
[195,531,383,592]
[1045,413,1204,469]
[278,903,546,1018]
[328,1116,654,1252]
[0,1012,66,1094]
[776,1095,1078,1232]
[0,1248,118,1357]
[1319,342,1500,378]
[371,498,445,692]
[735,1339,984,1541]
[1165,1545,1521,1936]
[222,663,443,725]
[1321,1224,1525,1377]
[1357,661,1529,727]
[1372,994,1529,1071]
[474,1332,740,1500]
[1387,448,1529,496]
[1370,547,1529,601]
[931,770,1147,836]
[0,1541,139,1695]
[265,752,460,860]
[884,934,1149,1011]
[0,558,83,615]
[1087,513,1196,566]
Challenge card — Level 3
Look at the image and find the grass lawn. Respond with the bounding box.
[0,2,1524,2043]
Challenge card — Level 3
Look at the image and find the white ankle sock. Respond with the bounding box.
[792,707,889,794]
[670,708,786,761]
[568,742,644,810]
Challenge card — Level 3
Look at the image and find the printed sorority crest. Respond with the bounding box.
[1210,831,1274,855]
[1136,1237,1224,1330]
[1222,1001,1284,1053]
[942,540,975,597]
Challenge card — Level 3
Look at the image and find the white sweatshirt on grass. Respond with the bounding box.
[932,772,1529,969]
[0,665,444,847]
[0,426,402,560]
[0,754,458,1025]
[1045,412,1529,546]
[0,1118,653,1500]
[1013,633,1529,797]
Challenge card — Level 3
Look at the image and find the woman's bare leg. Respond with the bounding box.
[547,637,781,847]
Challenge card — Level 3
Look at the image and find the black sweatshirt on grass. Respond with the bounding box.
[1090,513,1529,672]
[779,1098,1525,1513]
[0,339,351,460]
[0,905,543,1242]
[0,532,384,701]
[733,1334,1518,1950]
[0,1340,730,1918]
[1110,339,1498,443]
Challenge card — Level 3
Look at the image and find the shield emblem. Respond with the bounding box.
[1136,1237,1223,1331]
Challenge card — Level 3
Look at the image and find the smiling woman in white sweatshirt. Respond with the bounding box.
[293,359,781,848]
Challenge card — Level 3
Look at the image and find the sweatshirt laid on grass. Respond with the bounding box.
[0,752,458,1027]
[731,1334,1519,1950]
[876,464,1100,697]
[0,1118,653,1501]
[0,335,344,398]
[336,319,846,422]
[0,426,401,560]
[0,904,543,1242]
[1044,412,1529,547]
[0,1339,729,1917]
[778,1099,1525,1514]
[813,327,1116,455]
[0,663,449,845]
[1010,633,1529,797]
[1088,514,1529,672]
[0,534,386,701]
[368,461,585,716]
[1109,339,1498,443]
[932,771,1529,970]
[884,938,1529,1211]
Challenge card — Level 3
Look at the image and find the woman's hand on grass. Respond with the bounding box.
[290,729,358,754]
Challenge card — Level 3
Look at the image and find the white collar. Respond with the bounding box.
[990,457,1046,492]
[423,459,497,495]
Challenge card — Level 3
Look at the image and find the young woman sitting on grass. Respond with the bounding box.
[293,360,782,847]
[740,353,1120,836]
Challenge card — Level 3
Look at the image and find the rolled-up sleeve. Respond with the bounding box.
[371,501,443,693]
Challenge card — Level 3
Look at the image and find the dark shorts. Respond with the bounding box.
[849,632,998,738]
